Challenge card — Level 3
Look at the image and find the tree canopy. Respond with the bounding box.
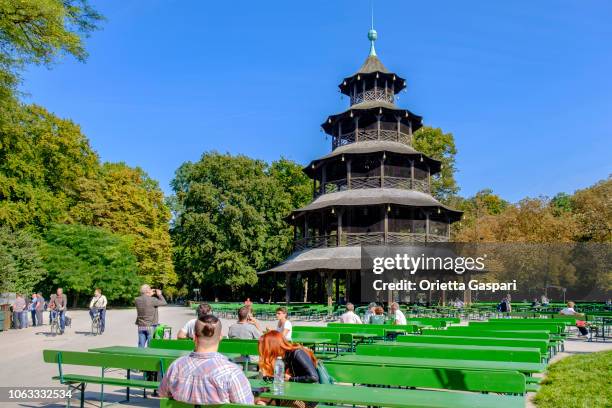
[42,223,141,305]
[413,126,459,202]
[0,0,102,98]
[0,227,45,294]
[171,152,310,296]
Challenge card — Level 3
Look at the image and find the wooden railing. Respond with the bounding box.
[350,88,394,105]
[315,176,430,198]
[294,232,449,251]
[332,129,412,149]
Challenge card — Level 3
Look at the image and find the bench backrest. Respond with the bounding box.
[423,329,551,340]
[328,323,420,333]
[292,331,342,343]
[294,325,386,336]
[324,362,526,394]
[149,339,259,355]
[468,322,563,334]
[43,350,168,372]
[396,335,548,354]
[356,343,541,363]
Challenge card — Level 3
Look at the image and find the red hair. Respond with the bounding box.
[258,331,317,376]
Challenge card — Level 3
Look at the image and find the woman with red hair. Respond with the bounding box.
[258,331,319,383]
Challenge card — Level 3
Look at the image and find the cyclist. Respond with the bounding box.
[89,288,108,334]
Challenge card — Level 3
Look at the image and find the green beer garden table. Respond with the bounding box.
[251,379,524,408]
[331,354,546,374]
[89,346,241,361]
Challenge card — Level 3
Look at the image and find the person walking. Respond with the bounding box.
[35,292,44,326]
[12,294,27,329]
[54,288,68,334]
[29,293,38,326]
[89,288,108,333]
[135,284,167,347]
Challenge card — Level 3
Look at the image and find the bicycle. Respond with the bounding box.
[50,312,61,336]
[91,310,102,335]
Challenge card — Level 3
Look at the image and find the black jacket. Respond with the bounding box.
[284,349,319,383]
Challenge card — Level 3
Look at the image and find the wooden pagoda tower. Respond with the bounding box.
[263,28,462,305]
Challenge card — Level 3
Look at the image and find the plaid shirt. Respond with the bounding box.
[159,352,254,405]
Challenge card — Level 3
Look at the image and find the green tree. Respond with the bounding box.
[570,177,611,242]
[0,227,46,293]
[171,152,305,296]
[413,126,459,201]
[0,0,102,97]
[42,223,141,305]
[69,162,177,286]
[0,104,99,229]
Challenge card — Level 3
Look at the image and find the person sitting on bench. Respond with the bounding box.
[177,303,212,339]
[159,315,254,405]
[339,303,362,324]
[559,301,590,337]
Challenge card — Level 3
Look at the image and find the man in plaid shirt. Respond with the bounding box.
[159,315,254,405]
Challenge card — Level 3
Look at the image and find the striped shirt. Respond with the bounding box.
[159,352,254,405]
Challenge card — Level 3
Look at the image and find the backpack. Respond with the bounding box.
[497,301,508,313]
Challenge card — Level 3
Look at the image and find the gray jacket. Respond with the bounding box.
[134,294,166,326]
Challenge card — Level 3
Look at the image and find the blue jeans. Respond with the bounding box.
[51,310,66,332]
[13,312,27,329]
[89,308,106,332]
[31,310,37,326]
[138,325,156,348]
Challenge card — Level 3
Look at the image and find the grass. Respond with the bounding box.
[533,350,612,408]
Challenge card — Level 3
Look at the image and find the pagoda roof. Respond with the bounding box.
[357,55,390,74]
[289,188,462,221]
[259,246,361,274]
[303,140,442,176]
[322,101,423,134]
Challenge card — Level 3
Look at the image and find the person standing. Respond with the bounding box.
[339,303,362,324]
[29,293,38,326]
[12,294,27,329]
[135,284,167,347]
[54,288,68,334]
[35,292,44,326]
[89,288,108,333]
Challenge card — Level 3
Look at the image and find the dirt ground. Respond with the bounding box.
[0,305,609,408]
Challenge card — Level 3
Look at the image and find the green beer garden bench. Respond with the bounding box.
[396,334,550,356]
[356,342,542,363]
[43,349,170,407]
[324,361,527,394]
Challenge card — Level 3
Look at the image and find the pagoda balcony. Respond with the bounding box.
[315,177,430,197]
[333,129,412,149]
[293,231,449,252]
[350,87,395,105]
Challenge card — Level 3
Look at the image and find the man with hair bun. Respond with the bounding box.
[159,315,254,405]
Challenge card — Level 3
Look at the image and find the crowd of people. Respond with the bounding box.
[156,299,318,406]
[9,287,106,335]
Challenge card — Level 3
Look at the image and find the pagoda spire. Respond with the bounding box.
[368,2,377,56]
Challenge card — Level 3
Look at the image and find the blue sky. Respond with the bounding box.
[22,1,612,202]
